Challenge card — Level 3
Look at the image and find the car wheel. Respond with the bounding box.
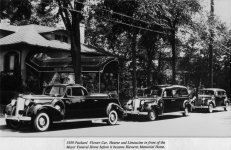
[183,106,189,116]
[107,110,118,125]
[208,103,213,113]
[190,104,194,112]
[6,120,22,129]
[224,102,229,111]
[147,110,157,121]
[33,112,50,132]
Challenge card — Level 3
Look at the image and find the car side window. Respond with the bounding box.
[66,88,71,96]
[178,88,188,97]
[217,91,225,97]
[72,87,83,96]
[163,89,173,97]
[82,88,88,96]
[173,88,180,97]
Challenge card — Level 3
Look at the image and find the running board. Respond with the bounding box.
[124,111,148,115]
[158,111,185,116]
[53,117,108,123]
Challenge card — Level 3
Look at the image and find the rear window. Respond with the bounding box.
[217,91,225,96]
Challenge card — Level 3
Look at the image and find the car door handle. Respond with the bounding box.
[94,99,98,102]
[171,100,175,102]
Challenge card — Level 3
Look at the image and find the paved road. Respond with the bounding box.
[0,106,231,137]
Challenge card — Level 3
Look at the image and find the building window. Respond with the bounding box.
[55,34,61,41]
[4,51,19,72]
[62,35,68,43]
[55,34,68,43]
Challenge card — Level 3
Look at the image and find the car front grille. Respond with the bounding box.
[196,98,208,106]
[15,97,25,116]
[195,98,203,105]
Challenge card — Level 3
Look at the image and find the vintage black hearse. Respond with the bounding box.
[123,85,191,121]
[5,84,123,131]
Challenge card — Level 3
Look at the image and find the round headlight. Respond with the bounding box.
[211,95,215,100]
[25,99,31,106]
[11,99,16,106]
[55,105,61,111]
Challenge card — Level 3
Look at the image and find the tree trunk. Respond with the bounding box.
[57,0,84,84]
[146,48,152,88]
[209,0,214,87]
[171,30,176,84]
[146,44,155,88]
[70,0,84,84]
[70,23,82,84]
[132,31,137,98]
[157,51,162,84]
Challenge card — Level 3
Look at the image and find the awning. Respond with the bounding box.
[25,53,118,73]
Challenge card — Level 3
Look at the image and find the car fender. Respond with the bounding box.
[157,99,164,108]
[150,104,159,111]
[51,98,65,115]
[224,99,230,105]
[106,103,124,117]
[27,104,63,121]
[207,100,215,107]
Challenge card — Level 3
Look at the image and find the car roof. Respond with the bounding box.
[153,85,187,89]
[48,84,83,87]
[200,88,226,92]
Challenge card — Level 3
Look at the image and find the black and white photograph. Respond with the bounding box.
[0,0,230,150]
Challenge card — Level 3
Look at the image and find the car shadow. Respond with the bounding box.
[0,121,119,133]
[122,114,184,122]
[190,109,225,113]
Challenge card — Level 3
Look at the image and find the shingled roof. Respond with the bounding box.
[0,24,99,53]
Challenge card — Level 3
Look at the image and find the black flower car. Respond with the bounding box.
[4,84,123,132]
[123,85,191,121]
[190,88,230,113]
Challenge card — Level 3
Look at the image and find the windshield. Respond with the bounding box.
[44,86,66,97]
[150,87,163,97]
[199,90,214,96]
[137,87,162,97]
[137,89,147,97]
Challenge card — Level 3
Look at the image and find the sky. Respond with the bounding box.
[202,0,231,28]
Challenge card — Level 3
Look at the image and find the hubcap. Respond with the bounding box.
[39,117,46,127]
[110,113,116,122]
[185,108,188,114]
[150,112,155,119]
[209,105,213,112]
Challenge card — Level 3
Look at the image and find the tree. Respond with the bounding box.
[0,0,32,23]
[86,0,142,98]
[136,0,168,87]
[1,0,85,84]
[55,0,85,84]
[153,0,201,84]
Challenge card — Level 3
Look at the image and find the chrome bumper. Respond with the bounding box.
[124,110,148,115]
[5,114,31,121]
[192,105,209,109]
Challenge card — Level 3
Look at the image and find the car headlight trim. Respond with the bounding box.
[25,99,31,106]
[55,105,61,111]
